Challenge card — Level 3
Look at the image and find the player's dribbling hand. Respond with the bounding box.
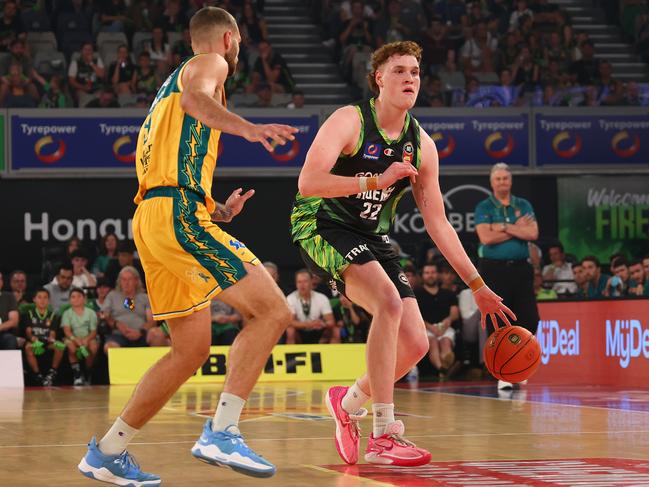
[378,161,418,189]
[473,285,517,330]
[245,123,298,152]
[225,187,255,220]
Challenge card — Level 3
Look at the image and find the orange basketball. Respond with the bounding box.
[483,325,541,383]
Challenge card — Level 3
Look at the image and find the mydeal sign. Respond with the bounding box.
[533,300,649,386]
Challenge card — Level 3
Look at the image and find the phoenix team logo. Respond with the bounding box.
[431,132,456,159]
[484,131,514,159]
[362,142,381,160]
[112,135,136,163]
[552,131,582,158]
[611,130,640,158]
[34,135,66,164]
[402,141,414,163]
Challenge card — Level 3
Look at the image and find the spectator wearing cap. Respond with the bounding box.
[105,241,146,289]
[71,249,97,289]
[581,255,609,298]
[542,243,577,295]
[0,272,19,350]
[45,263,74,313]
[475,163,539,376]
[103,266,154,352]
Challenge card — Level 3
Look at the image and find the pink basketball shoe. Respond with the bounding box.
[325,386,367,465]
[365,420,431,466]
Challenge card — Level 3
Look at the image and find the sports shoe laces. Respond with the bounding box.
[223,428,266,459]
[117,451,140,473]
[384,420,415,447]
[344,408,367,441]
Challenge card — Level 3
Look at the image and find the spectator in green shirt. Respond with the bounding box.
[61,288,98,385]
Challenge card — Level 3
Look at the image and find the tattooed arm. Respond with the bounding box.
[210,188,255,223]
[412,126,515,328]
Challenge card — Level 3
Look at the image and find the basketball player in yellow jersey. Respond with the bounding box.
[78,8,296,485]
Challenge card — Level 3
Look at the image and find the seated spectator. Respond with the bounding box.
[0,273,19,350]
[253,81,273,107]
[0,63,39,107]
[581,255,609,298]
[334,294,370,343]
[510,0,533,29]
[534,269,557,300]
[210,298,241,346]
[131,51,159,104]
[68,42,105,106]
[44,264,74,313]
[91,277,112,313]
[570,40,597,86]
[98,0,129,33]
[0,1,25,52]
[600,78,626,106]
[415,263,459,374]
[440,263,461,295]
[251,40,294,94]
[572,262,588,297]
[105,240,145,288]
[109,44,135,95]
[93,232,119,278]
[21,288,63,386]
[86,86,119,107]
[417,75,445,107]
[438,50,465,92]
[9,270,29,308]
[286,269,336,344]
[143,26,172,76]
[338,0,374,86]
[624,81,641,106]
[374,0,413,46]
[0,39,32,77]
[71,249,97,289]
[628,260,646,296]
[542,243,577,295]
[171,28,193,67]
[61,288,98,385]
[160,0,187,33]
[239,0,268,46]
[606,257,634,297]
[128,0,161,33]
[404,264,421,290]
[103,266,154,352]
[512,45,539,91]
[286,90,305,109]
[34,74,73,108]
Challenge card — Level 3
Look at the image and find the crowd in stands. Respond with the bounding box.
[1,230,647,386]
[1,0,647,108]
[313,0,649,106]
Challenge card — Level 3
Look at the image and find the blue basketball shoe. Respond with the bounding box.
[78,437,161,486]
[191,420,276,478]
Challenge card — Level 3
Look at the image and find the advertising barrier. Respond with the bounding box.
[108,344,366,385]
[7,109,319,174]
[415,110,530,167]
[533,299,649,386]
[535,109,649,166]
[558,176,649,262]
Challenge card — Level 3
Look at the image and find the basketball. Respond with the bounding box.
[484,326,541,383]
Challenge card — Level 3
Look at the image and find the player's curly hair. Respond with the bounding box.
[366,41,422,95]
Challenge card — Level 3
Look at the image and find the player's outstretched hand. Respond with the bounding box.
[225,188,255,219]
[246,123,298,152]
[378,161,418,190]
[473,285,517,331]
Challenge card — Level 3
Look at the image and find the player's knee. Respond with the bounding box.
[378,293,403,320]
[272,302,292,330]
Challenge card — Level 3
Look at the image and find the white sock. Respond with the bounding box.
[372,403,395,437]
[342,381,370,414]
[98,417,139,456]
[212,392,245,432]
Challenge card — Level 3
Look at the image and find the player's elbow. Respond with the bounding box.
[298,174,316,197]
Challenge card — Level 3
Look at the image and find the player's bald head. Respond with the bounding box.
[189,6,238,42]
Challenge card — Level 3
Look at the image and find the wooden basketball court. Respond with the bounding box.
[2,381,649,486]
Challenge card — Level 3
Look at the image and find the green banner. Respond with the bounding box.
[558,176,649,263]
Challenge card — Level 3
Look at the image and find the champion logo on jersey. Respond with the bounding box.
[402,142,414,164]
[362,142,382,160]
[383,148,395,157]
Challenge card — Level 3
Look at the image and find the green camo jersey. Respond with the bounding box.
[291,98,421,241]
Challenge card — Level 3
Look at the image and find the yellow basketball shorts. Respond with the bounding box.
[132,187,259,320]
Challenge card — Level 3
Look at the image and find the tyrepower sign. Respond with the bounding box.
[108,344,366,384]
[532,300,649,386]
